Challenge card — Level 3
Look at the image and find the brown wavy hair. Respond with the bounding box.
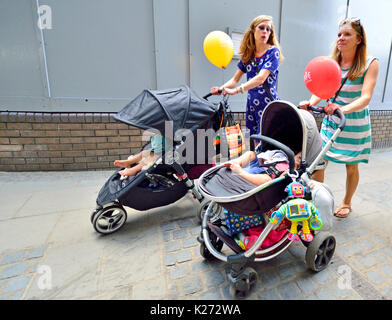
[331,18,368,80]
[239,15,284,64]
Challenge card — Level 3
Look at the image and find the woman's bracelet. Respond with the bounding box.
[238,84,245,94]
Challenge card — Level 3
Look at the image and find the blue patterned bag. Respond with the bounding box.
[224,209,264,236]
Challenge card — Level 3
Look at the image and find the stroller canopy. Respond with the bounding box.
[114,85,219,135]
[259,100,322,166]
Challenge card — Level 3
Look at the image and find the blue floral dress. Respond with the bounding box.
[237,46,280,135]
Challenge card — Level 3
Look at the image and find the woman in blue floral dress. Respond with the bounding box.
[211,15,284,136]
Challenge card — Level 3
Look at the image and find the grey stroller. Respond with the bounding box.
[197,100,346,298]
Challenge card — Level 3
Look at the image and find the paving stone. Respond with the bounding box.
[165,241,181,253]
[182,237,198,248]
[182,276,202,295]
[287,244,305,260]
[315,286,337,300]
[177,219,193,228]
[9,290,24,300]
[383,247,392,259]
[26,246,46,259]
[277,263,297,281]
[173,229,188,240]
[2,276,31,293]
[303,293,318,300]
[332,285,354,299]
[161,222,177,232]
[295,276,318,294]
[199,288,222,300]
[372,235,386,245]
[365,270,388,286]
[379,263,392,278]
[0,262,29,280]
[191,260,211,273]
[368,250,388,264]
[162,231,171,242]
[276,281,302,300]
[311,269,334,286]
[176,250,192,263]
[357,238,374,251]
[170,265,187,280]
[259,269,280,288]
[204,270,225,288]
[344,242,364,256]
[257,288,281,300]
[165,253,176,266]
[190,226,201,236]
[169,283,179,299]
[359,254,378,269]
[0,252,25,266]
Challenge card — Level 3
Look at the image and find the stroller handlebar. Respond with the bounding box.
[203,89,223,100]
[307,106,346,131]
[249,134,296,174]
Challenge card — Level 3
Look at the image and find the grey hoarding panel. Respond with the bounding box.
[189,0,280,111]
[42,0,156,102]
[278,0,347,106]
[348,0,392,107]
[0,0,46,98]
[153,0,189,89]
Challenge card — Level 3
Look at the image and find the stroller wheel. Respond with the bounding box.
[90,206,102,224]
[200,243,214,260]
[199,232,224,260]
[197,198,211,222]
[229,267,258,299]
[197,199,223,223]
[305,231,336,272]
[92,204,127,235]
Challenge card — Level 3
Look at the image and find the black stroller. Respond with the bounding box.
[197,100,346,298]
[90,85,231,235]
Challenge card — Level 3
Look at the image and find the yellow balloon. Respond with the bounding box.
[203,31,234,69]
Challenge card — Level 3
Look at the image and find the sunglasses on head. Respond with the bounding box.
[340,17,361,26]
[258,26,271,33]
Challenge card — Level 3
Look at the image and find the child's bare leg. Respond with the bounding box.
[118,163,144,177]
[114,152,143,168]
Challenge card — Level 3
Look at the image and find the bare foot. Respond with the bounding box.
[119,168,134,176]
[113,159,133,168]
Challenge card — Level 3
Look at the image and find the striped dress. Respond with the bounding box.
[320,56,377,164]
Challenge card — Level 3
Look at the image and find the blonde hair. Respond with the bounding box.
[239,15,284,64]
[331,18,368,80]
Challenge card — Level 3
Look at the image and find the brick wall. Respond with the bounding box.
[0,110,391,172]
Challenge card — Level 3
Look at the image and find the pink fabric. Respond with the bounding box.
[244,226,287,250]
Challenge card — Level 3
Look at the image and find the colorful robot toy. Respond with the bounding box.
[270,182,322,242]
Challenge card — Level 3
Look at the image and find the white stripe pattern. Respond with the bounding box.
[320,56,376,164]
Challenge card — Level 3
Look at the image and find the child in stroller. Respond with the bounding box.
[223,149,302,186]
[90,85,235,235]
[113,134,164,179]
[197,99,346,298]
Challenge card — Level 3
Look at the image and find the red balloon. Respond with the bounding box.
[304,56,342,99]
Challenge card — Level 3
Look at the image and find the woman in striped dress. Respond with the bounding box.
[299,18,379,218]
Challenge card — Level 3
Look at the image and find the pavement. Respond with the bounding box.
[0,148,392,300]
